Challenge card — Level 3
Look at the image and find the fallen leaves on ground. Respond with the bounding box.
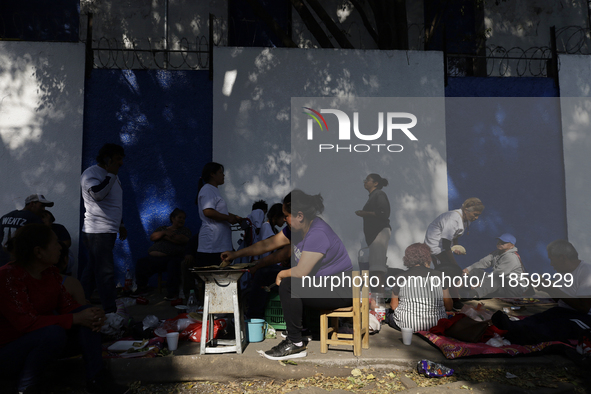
[47,364,588,393]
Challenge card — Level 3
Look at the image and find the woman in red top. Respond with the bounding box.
[0,224,125,393]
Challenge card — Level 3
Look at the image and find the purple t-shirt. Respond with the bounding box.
[291,218,352,277]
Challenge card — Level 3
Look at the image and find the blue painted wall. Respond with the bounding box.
[445,77,566,275]
[80,69,212,286]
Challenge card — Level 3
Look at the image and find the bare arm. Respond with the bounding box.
[443,288,453,311]
[221,231,290,265]
[249,246,290,275]
[390,295,399,310]
[203,208,240,224]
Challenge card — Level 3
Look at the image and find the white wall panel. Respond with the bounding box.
[0,41,85,273]
[559,54,591,260]
[213,47,445,268]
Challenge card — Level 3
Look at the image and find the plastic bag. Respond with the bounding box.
[265,325,277,339]
[181,318,228,342]
[486,333,511,347]
[118,297,137,308]
[368,310,381,334]
[142,315,160,331]
[460,303,493,322]
[417,359,454,378]
[101,312,126,336]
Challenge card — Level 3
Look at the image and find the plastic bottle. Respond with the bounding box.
[373,293,386,321]
[124,269,133,292]
[186,290,198,313]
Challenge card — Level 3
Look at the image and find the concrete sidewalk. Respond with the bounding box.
[108,294,574,386]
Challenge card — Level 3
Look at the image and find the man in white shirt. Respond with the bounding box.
[80,143,127,313]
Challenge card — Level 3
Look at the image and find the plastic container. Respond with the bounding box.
[264,293,286,330]
[186,290,198,314]
[246,318,267,343]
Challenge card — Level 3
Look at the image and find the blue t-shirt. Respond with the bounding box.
[290,218,352,277]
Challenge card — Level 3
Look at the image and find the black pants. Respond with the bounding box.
[280,275,352,343]
[501,306,591,345]
[136,254,182,297]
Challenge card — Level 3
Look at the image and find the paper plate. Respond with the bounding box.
[120,346,155,358]
[107,340,148,353]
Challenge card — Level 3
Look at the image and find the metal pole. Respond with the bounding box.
[164,0,169,69]
[442,23,447,87]
[209,13,214,81]
[550,26,559,89]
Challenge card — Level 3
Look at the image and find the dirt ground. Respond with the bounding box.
[45,363,590,393]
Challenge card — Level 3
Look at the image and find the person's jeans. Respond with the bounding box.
[0,306,103,391]
[81,232,117,313]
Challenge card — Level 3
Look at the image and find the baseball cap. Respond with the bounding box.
[25,194,54,207]
[497,233,516,245]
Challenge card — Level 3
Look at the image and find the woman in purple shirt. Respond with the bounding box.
[221,190,353,360]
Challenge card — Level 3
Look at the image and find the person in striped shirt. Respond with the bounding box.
[387,243,453,332]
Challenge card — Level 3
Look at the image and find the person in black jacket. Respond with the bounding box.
[355,173,391,294]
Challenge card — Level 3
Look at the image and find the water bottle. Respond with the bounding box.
[124,269,133,292]
[373,293,386,322]
[186,290,198,314]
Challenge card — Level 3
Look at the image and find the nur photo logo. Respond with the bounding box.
[303,107,418,153]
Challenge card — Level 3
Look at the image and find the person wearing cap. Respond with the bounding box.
[0,194,54,266]
[80,143,127,314]
[462,233,527,298]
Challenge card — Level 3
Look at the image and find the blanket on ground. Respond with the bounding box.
[416,331,573,359]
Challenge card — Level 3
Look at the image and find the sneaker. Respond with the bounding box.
[130,288,148,298]
[453,300,465,312]
[262,339,307,360]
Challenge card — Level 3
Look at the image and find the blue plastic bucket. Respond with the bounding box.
[246,318,267,343]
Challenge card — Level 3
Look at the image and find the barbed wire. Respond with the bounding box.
[87,36,210,70]
[447,46,554,78]
[78,13,228,70]
[555,25,591,54]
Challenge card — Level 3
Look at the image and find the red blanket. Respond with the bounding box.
[418,314,574,359]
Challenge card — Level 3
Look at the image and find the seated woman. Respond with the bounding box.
[0,224,125,393]
[132,208,191,301]
[222,190,353,360]
[386,243,453,332]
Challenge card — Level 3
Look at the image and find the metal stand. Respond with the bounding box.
[194,269,246,354]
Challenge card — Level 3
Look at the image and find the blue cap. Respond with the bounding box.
[497,233,516,245]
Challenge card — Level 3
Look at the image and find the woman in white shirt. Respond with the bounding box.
[195,162,241,268]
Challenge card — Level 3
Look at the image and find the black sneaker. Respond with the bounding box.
[453,300,465,312]
[262,339,307,360]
